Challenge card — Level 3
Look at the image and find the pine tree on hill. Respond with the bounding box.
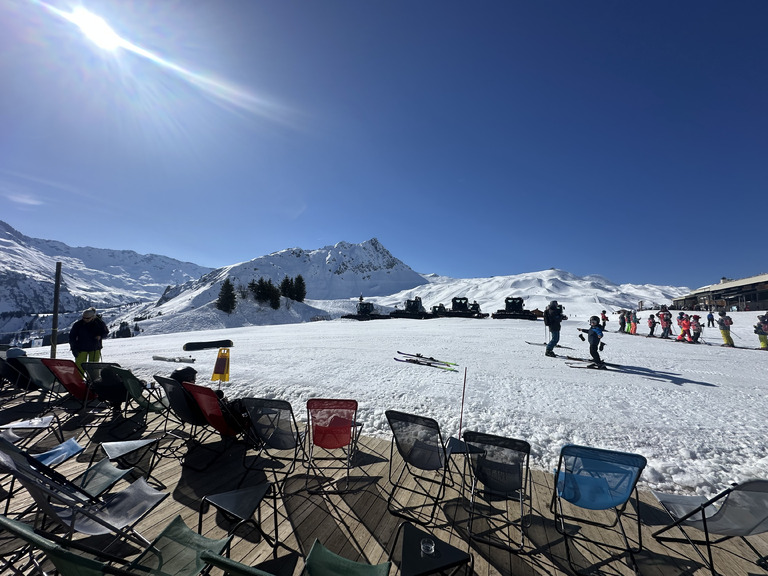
[280,276,295,299]
[294,275,307,302]
[216,278,237,314]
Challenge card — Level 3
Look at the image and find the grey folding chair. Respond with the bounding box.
[463,430,531,552]
[0,451,166,548]
[385,410,451,525]
[653,480,768,575]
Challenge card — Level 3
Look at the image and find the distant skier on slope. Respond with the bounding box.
[578,316,605,368]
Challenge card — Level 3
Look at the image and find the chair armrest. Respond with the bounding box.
[200,551,277,576]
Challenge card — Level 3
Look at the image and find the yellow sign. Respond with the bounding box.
[211,348,230,382]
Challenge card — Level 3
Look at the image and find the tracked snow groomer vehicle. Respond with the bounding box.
[432,297,489,319]
[491,296,538,320]
[389,296,434,319]
[341,300,390,321]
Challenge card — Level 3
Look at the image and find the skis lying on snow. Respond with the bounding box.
[153,355,196,363]
[566,362,610,370]
[525,341,575,350]
[396,351,458,366]
[395,352,458,372]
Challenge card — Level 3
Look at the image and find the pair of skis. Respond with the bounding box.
[394,351,458,372]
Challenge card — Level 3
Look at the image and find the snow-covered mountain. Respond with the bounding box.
[0,220,690,343]
[0,220,212,315]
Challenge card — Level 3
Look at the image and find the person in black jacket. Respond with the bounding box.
[543,300,567,357]
[69,307,109,373]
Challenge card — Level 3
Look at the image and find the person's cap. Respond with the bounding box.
[82,307,97,320]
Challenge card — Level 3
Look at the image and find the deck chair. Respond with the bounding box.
[305,398,359,493]
[0,451,167,548]
[108,367,169,428]
[14,357,68,406]
[81,362,120,385]
[240,398,306,492]
[40,358,99,409]
[385,410,451,525]
[301,539,391,576]
[0,357,34,401]
[463,430,531,551]
[0,513,231,576]
[652,480,768,575]
[550,444,647,574]
[200,550,277,576]
[153,375,210,437]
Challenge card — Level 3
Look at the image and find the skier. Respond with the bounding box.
[629,310,639,335]
[690,315,703,343]
[600,310,609,329]
[647,314,657,337]
[754,314,768,350]
[707,311,715,328]
[717,310,735,347]
[676,313,692,342]
[617,311,626,333]
[625,311,633,334]
[578,316,605,368]
[543,300,567,357]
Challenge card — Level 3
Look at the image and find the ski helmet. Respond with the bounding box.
[719,310,726,316]
[589,315,600,325]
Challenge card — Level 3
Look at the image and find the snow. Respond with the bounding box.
[26,310,768,499]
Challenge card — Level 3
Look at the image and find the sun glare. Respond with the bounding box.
[68,7,123,51]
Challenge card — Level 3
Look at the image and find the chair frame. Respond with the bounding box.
[652,480,768,575]
[550,444,646,574]
[385,410,451,525]
[304,398,359,493]
[239,397,307,493]
[463,430,531,552]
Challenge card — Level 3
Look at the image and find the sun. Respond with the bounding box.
[67,7,124,51]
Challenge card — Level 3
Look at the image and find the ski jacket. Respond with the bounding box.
[717,315,733,331]
[680,318,691,331]
[647,317,657,328]
[543,307,565,331]
[587,325,603,346]
[691,318,702,332]
[69,316,109,355]
[755,319,768,336]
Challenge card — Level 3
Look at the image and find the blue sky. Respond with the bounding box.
[1,0,765,290]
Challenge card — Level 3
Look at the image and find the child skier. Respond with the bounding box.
[690,315,703,343]
[617,311,626,333]
[754,314,768,350]
[717,310,735,347]
[630,310,638,335]
[659,307,672,339]
[600,310,609,329]
[676,313,692,342]
[578,316,605,368]
[647,314,657,337]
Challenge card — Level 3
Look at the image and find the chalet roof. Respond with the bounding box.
[687,273,768,295]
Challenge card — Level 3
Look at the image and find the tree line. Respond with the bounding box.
[216,275,306,314]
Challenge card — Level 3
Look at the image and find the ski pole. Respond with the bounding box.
[457,368,468,440]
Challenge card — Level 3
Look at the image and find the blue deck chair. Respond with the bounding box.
[550,444,647,574]
[652,480,768,575]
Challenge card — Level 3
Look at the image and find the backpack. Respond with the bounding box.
[724,316,733,326]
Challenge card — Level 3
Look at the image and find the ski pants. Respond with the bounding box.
[75,350,102,374]
[589,343,602,364]
[759,335,768,350]
[630,321,637,335]
[648,326,656,337]
[720,329,734,347]
[677,329,691,342]
[546,330,560,352]
[692,331,701,343]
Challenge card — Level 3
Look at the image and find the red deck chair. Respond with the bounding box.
[40,358,99,409]
[305,398,360,493]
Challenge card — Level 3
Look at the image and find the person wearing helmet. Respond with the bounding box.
[617,311,626,333]
[543,300,567,357]
[647,313,657,337]
[754,314,768,350]
[676,313,692,342]
[690,315,703,343]
[578,316,605,368]
[600,310,609,329]
[717,310,734,347]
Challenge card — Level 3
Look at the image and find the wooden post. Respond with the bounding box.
[51,262,62,359]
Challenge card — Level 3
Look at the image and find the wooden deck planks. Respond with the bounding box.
[1,400,768,576]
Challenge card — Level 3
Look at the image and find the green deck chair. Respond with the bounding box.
[301,539,391,576]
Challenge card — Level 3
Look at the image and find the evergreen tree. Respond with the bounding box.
[294,275,307,302]
[280,276,295,299]
[216,278,237,314]
[269,286,281,310]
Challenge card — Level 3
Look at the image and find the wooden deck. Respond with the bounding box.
[2,393,768,576]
